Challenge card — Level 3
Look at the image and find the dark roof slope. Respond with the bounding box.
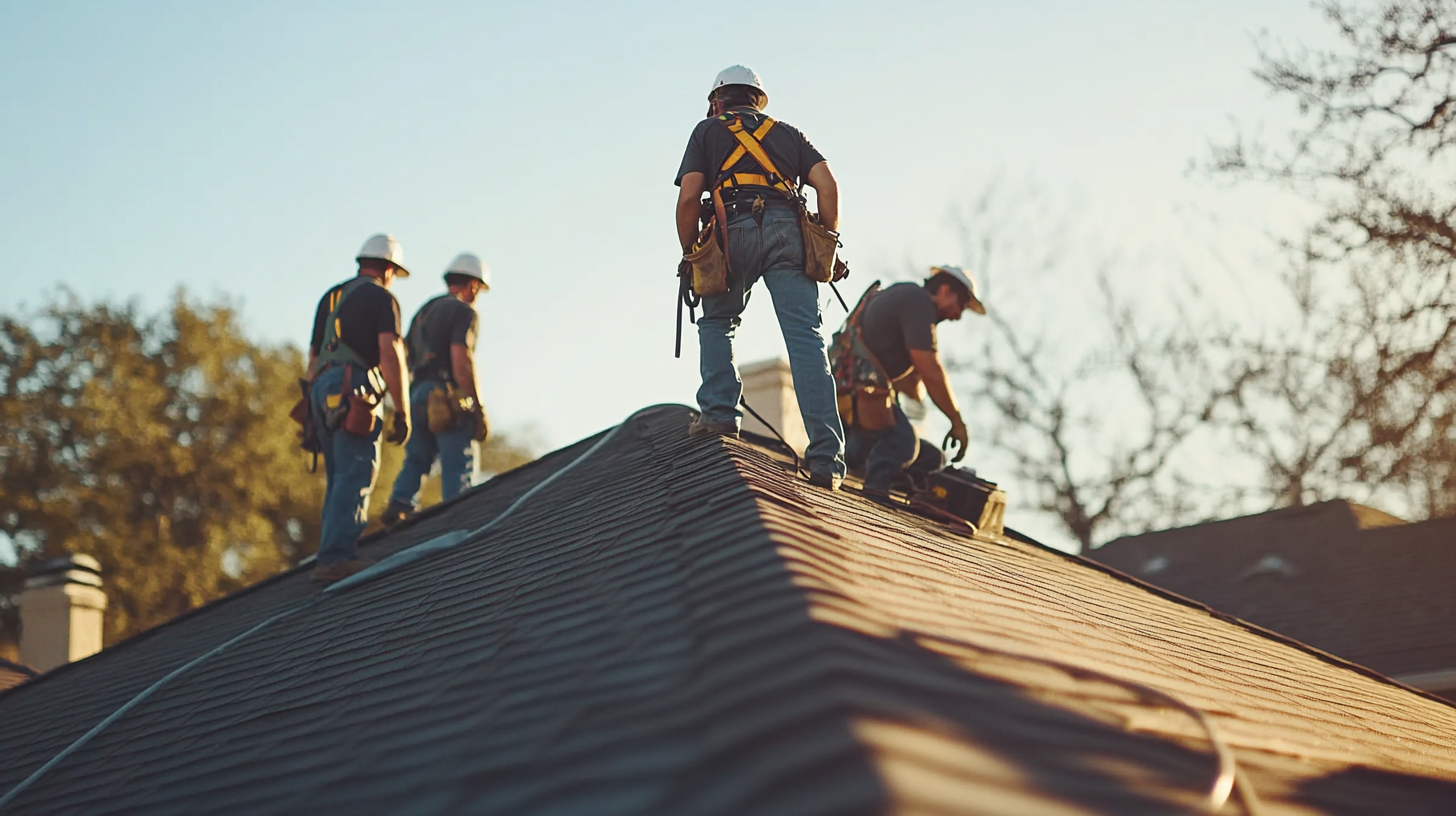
[1,407,1455,815]
[1090,500,1456,679]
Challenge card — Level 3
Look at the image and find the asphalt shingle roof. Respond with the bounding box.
[1,406,1454,815]
[1089,500,1456,681]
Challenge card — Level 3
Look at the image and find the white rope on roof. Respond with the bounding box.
[0,410,639,811]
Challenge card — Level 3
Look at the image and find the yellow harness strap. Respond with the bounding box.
[715,115,795,194]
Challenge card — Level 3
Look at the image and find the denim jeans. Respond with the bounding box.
[844,404,943,492]
[311,365,383,565]
[388,380,477,507]
[697,204,846,478]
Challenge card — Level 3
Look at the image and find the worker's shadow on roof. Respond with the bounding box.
[1292,765,1456,815]
[793,624,1226,815]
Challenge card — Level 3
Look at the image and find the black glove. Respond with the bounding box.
[942,416,969,464]
[386,411,411,446]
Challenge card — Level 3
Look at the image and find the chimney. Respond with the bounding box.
[19,554,106,673]
[740,358,809,455]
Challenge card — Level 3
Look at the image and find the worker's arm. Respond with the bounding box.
[450,343,478,402]
[805,161,838,232]
[910,348,968,461]
[378,332,410,422]
[677,171,706,252]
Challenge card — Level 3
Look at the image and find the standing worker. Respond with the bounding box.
[675,65,846,489]
[381,253,491,526]
[832,266,986,500]
[306,234,412,584]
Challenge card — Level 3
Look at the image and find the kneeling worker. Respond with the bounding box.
[833,265,986,499]
[382,253,490,526]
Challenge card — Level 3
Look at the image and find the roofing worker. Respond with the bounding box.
[306,234,412,584]
[833,266,986,500]
[675,65,846,489]
[381,254,491,526]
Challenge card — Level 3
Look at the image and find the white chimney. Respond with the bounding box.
[740,358,809,455]
[20,554,106,673]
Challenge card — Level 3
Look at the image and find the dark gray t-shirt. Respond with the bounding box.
[674,108,826,192]
[860,282,937,380]
[406,295,478,382]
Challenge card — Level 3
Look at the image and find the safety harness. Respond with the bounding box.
[831,282,890,387]
[317,277,374,371]
[405,294,453,383]
[829,281,901,431]
[317,277,385,431]
[714,112,799,198]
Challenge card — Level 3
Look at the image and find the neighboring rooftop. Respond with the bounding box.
[1090,500,1456,693]
[1,408,1454,815]
[0,658,36,692]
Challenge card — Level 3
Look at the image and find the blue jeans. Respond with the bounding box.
[388,380,477,507]
[845,404,942,492]
[311,366,382,565]
[697,204,846,478]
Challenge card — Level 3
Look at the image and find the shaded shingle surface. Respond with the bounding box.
[1090,501,1456,680]
[1,407,1454,815]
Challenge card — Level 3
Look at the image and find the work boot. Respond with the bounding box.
[807,471,843,491]
[688,417,739,439]
[380,500,412,529]
[310,558,375,586]
[860,485,896,507]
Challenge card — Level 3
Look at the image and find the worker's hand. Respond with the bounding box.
[942,416,969,464]
[386,411,411,446]
[471,404,490,443]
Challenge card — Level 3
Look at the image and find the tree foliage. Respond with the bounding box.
[0,292,324,643]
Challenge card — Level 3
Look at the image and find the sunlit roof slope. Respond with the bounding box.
[0,406,1453,815]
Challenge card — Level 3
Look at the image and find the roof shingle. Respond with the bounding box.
[1,407,1454,815]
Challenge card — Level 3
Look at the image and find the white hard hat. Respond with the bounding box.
[932,265,986,314]
[709,65,767,104]
[356,233,410,277]
[445,252,490,290]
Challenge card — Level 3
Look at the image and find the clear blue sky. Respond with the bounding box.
[1,1,1327,535]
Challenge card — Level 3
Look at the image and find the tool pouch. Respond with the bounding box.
[837,384,897,432]
[322,365,378,437]
[686,219,729,296]
[342,391,379,436]
[800,209,839,284]
[426,384,460,433]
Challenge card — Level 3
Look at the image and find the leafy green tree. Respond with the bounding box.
[0,292,322,644]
